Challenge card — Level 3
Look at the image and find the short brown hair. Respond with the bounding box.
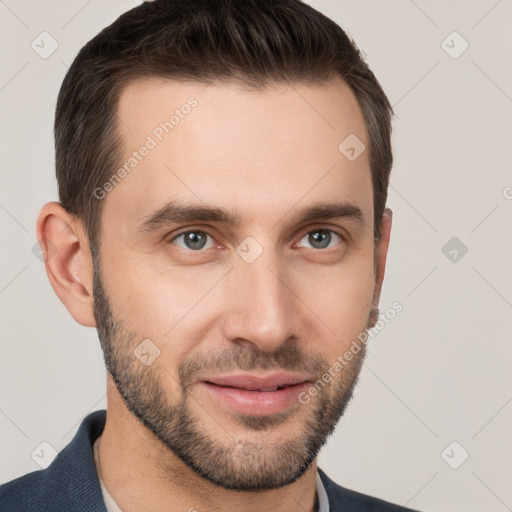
[55,0,393,252]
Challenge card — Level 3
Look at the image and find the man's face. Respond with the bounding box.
[93,77,380,490]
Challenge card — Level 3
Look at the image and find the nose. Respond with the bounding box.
[221,248,298,353]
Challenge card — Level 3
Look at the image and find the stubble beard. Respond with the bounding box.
[92,255,369,491]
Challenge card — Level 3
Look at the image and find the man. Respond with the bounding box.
[0,0,418,510]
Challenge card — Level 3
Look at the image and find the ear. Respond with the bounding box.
[36,202,96,327]
[372,208,393,313]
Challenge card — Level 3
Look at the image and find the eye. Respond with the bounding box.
[297,229,343,250]
[170,230,216,251]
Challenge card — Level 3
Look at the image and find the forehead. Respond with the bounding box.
[107,77,372,231]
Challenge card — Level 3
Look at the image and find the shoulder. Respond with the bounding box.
[0,410,107,512]
[0,468,49,512]
[318,468,421,512]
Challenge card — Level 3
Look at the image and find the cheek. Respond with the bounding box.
[295,258,375,351]
[102,250,225,358]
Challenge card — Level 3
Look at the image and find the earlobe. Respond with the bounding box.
[36,202,97,327]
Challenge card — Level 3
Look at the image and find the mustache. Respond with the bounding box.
[178,342,327,386]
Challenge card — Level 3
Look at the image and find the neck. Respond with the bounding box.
[98,382,319,512]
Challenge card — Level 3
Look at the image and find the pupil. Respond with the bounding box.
[310,230,330,249]
[185,231,206,250]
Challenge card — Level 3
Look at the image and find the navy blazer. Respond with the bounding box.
[0,410,419,511]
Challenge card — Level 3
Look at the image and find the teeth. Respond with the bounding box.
[259,386,279,392]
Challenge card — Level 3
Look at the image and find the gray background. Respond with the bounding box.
[1,1,511,511]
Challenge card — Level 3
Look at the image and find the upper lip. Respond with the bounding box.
[204,373,311,391]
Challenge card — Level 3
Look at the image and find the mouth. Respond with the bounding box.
[198,373,311,416]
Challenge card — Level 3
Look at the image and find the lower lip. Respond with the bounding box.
[200,382,310,416]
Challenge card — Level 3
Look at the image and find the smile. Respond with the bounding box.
[199,373,312,416]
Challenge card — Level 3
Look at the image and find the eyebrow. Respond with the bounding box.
[137,199,366,234]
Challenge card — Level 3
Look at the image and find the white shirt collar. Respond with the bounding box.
[316,470,330,512]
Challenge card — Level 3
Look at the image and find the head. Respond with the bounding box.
[38,0,394,492]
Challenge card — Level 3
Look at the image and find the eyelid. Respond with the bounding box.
[169,227,210,241]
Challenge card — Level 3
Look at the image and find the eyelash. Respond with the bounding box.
[167,227,345,252]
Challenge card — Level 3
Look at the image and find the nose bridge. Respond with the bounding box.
[223,244,296,351]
